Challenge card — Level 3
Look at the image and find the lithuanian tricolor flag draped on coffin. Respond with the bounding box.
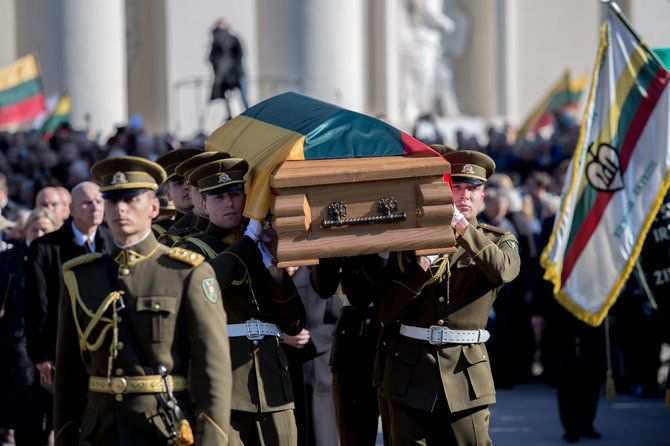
[206,92,438,220]
[540,7,670,327]
[0,54,47,127]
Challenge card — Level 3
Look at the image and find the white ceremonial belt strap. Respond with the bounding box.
[399,324,490,345]
[227,320,284,340]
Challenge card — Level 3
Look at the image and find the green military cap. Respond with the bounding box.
[443,150,496,185]
[158,194,175,213]
[175,151,231,186]
[90,156,166,199]
[428,144,456,156]
[188,158,249,195]
[155,147,204,183]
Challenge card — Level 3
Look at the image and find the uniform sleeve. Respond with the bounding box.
[457,225,521,285]
[184,261,232,446]
[54,281,89,446]
[309,257,343,298]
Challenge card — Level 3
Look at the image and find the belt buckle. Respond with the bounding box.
[245,320,264,340]
[428,325,444,345]
[110,377,127,394]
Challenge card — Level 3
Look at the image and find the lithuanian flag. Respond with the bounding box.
[40,93,71,136]
[206,92,439,220]
[540,8,670,326]
[518,71,587,136]
[0,54,47,127]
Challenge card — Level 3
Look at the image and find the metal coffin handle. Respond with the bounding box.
[321,196,407,228]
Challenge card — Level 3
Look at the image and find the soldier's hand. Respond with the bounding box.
[416,255,431,271]
[281,329,311,349]
[36,361,54,385]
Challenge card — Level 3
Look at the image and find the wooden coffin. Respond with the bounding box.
[269,155,456,266]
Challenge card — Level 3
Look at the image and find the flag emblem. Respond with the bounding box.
[585,143,624,191]
[202,278,218,303]
[461,164,474,174]
[111,172,127,184]
[218,173,231,183]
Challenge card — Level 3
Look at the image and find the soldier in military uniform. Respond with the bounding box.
[200,159,305,446]
[153,147,203,242]
[310,254,386,446]
[173,158,247,259]
[376,150,521,445]
[54,156,232,446]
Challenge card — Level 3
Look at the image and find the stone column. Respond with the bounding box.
[62,0,127,136]
[301,0,366,111]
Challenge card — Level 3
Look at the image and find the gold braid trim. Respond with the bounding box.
[185,238,218,259]
[197,412,229,442]
[166,247,205,266]
[423,255,449,287]
[54,421,77,440]
[152,223,167,236]
[218,251,256,308]
[473,243,496,259]
[62,270,123,368]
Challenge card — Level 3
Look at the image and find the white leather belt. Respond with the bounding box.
[227,320,284,340]
[400,324,490,345]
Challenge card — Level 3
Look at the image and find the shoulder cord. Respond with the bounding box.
[186,238,218,259]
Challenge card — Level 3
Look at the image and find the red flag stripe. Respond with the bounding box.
[0,93,46,125]
[560,67,670,286]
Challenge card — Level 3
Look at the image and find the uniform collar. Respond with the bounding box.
[206,221,240,245]
[194,215,210,232]
[112,231,160,266]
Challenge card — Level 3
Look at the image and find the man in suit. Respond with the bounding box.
[26,181,114,386]
[54,156,231,445]
[376,150,521,445]
[0,172,25,223]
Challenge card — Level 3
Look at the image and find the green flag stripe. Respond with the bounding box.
[0,77,42,107]
[565,56,661,249]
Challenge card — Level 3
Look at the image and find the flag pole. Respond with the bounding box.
[600,0,667,68]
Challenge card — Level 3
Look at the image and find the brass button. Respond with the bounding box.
[252,340,259,346]
[129,255,136,261]
[438,297,445,303]
[394,352,399,357]
[117,342,124,350]
[115,368,124,376]
[115,394,123,402]
[119,267,130,276]
[437,319,444,326]
[110,377,127,394]
[153,303,161,311]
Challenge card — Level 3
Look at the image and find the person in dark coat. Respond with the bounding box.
[283,266,341,446]
[24,181,114,438]
[0,207,58,445]
[208,19,249,121]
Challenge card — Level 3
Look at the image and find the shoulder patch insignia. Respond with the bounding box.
[506,240,519,252]
[63,252,103,272]
[202,278,218,303]
[165,247,204,267]
[478,223,510,235]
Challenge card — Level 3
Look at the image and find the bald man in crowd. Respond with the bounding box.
[35,186,70,228]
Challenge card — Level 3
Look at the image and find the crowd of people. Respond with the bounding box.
[0,110,667,445]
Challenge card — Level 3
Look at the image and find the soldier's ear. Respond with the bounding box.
[149,194,160,220]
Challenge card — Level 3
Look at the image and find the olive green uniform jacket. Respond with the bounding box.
[54,234,232,445]
[377,220,520,413]
[158,212,204,246]
[174,222,240,260]
[208,235,305,413]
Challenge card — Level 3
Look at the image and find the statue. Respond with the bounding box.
[400,0,470,125]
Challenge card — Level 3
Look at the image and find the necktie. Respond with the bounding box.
[84,237,92,253]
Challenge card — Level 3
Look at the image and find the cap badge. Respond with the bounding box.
[111,171,128,184]
[461,164,475,174]
[218,173,231,183]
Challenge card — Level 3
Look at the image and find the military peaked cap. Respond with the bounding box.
[188,158,249,195]
[175,151,231,186]
[443,150,496,185]
[90,156,166,199]
[155,147,204,183]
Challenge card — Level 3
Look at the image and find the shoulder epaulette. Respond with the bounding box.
[165,247,205,267]
[63,252,104,272]
[478,222,510,235]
